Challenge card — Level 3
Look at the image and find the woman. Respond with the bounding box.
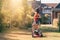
[32,11,41,31]
[32,11,43,37]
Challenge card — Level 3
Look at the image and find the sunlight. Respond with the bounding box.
[11,0,22,5]
[9,0,23,15]
[1,0,32,31]
[10,0,22,8]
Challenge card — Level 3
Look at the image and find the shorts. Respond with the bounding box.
[35,20,40,25]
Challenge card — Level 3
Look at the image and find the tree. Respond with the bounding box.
[20,0,32,28]
[58,14,60,32]
[0,0,5,32]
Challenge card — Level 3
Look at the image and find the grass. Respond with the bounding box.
[40,26,59,33]
[0,26,60,40]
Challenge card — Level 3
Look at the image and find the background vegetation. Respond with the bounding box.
[0,0,33,32]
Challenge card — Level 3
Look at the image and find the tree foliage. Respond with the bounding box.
[0,0,5,32]
[0,0,33,32]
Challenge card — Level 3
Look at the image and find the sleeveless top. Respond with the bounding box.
[34,14,39,21]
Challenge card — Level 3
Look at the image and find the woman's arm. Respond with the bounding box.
[38,14,41,18]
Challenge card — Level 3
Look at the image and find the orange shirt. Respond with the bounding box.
[34,14,39,21]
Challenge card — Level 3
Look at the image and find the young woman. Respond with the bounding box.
[33,11,41,29]
[32,11,43,37]
[32,11,40,30]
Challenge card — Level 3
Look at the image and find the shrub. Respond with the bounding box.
[0,13,5,32]
[41,15,49,24]
[58,16,60,32]
[58,21,60,32]
[25,22,32,29]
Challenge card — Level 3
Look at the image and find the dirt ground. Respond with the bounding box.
[0,25,60,40]
[0,30,60,40]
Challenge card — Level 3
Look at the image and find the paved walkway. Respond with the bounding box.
[41,24,52,27]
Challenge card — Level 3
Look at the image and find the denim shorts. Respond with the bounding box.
[36,20,40,25]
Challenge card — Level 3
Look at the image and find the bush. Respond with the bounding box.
[58,16,60,32]
[0,13,5,32]
[58,21,60,32]
[41,15,49,24]
[25,22,32,29]
[0,24,3,32]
